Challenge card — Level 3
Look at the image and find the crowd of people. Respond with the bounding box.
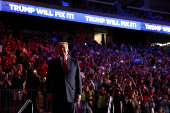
[75,41,170,113]
[0,22,170,113]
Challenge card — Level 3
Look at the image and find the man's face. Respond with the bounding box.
[116,90,121,97]
[92,74,95,79]
[103,80,107,84]
[158,107,163,112]
[5,74,8,79]
[165,79,168,84]
[85,86,89,92]
[57,43,68,58]
[140,79,144,83]
[18,70,21,75]
[149,82,152,86]
[113,79,117,84]
[101,89,105,94]
[130,92,135,99]
[149,89,154,94]
[156,76,160,80]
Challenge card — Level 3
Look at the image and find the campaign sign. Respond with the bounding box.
[133,57,141,63]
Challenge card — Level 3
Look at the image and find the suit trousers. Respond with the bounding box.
[52,87,76,113]
[52,101,75,113]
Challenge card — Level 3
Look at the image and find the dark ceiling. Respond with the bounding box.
[119,0,170,12]
[149,0,170,12]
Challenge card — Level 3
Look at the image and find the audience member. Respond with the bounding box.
[0,23,170,113]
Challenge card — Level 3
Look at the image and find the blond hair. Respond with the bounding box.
[57,42,68,49]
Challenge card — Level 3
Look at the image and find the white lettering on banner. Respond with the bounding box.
[106,19,120,26]
[121,21,129,27]
[7,2,170,34]
[55,11,65,18]
[66,13,74,19]
[130,22,136,28]
[36,8,53,16]
[145,24,162,31]
[36,8,43,14]
[162,27,170,32]
[85,16,105,23]
[9,4,35,13]
[135,59,140,62]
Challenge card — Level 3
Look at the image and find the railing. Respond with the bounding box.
[124,6,170,22]
[18,99,33,113]
[0,89,40,113]
[107,96,124,113]
[88,0,115,6]
[107,96,113,113]
[127,6,170,15]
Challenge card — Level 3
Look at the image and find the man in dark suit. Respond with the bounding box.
[46,42,82,113]
[75,100,91,113]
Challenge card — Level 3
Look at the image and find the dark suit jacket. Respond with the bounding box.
[77,100,90,113]
[46,57,82,103]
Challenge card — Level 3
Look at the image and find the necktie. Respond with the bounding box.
[62,58,67,74]
[77,102,81,113]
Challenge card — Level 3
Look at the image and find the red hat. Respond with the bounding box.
[149,80,153,83]
[155,74,159,76]
[101,87,105,90]
[106,93,110,97]
[140,77,144,80]
[103,78,107,81]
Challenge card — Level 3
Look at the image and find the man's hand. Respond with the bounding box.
[76,95,81,102]
[47,93,53,102]
[121,82,125,88]
[165,95,168,100]
[128,74,133,80]
[18,75,21,79]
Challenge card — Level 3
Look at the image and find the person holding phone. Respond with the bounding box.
[108,82,126,113]
[143,95,155,113]
[158,94,170,113]
[144,87,157,103]
[1,73,11,89]
[125,91,139,113]
[99,78,110,93]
